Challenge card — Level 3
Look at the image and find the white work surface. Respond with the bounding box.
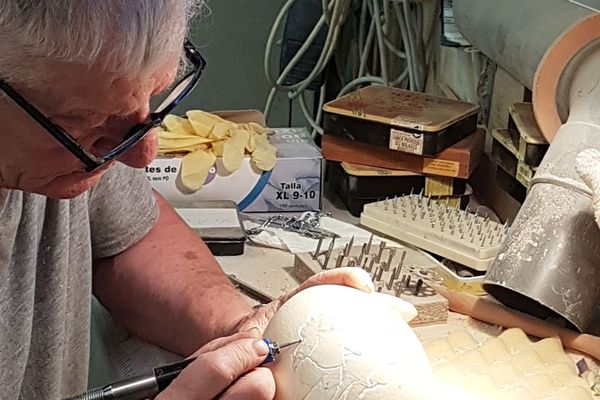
[216,189,600,374]
[217,192,501,344]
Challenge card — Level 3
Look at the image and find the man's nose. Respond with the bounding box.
[116,128,159,168]
[88,108,151,154]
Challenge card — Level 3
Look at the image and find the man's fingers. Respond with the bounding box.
[302,267,375,293]
[218,367,276,400]
[371,292,418,322]
[236,268,377,334]
[281,267,374,304]
[194,330,262,355]
[157,338,270,400]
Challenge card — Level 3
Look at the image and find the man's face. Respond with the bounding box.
[0,59,179,199]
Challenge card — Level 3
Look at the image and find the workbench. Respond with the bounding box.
[218,189,600,379]
[89,189,599,395]
[219,191,498,340]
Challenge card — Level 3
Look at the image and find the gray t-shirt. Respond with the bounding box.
[0,163,158,399]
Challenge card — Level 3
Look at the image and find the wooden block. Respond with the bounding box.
[293,245,449,326]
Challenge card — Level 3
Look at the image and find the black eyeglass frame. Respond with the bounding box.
[0,40,206,172]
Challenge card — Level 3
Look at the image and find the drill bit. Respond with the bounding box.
[335,253,345,269]
[376,265,385,281]
[361,255,370,270]
[357,243,367,265]
[387,268,397,291]
[377,241,387,263]
[345,236,355,256]
[413,279,424,296]
[368,257,376,272]
[275,339,302,350]
[322,236,336,269]
[371,266,380,280]
[386,248,396,269]
[313,237,324,260]
[366,234,373,253]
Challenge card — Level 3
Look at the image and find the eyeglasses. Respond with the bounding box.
[0,40,206,172]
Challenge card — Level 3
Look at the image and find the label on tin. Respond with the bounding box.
[423,159,460,177]
[389,129,424,154]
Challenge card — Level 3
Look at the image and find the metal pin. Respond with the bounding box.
[387,268,397,290]
[405,274,412,288]
[386,248,396,270]
[377,285,383,293]
[414,279,424,296]
[322,236,336,269]
[313,236,324,260]
[347,258,356,267]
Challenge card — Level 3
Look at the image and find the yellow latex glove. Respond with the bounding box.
[156,111,277,191]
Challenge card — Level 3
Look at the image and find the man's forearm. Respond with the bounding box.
[93,193,252,356]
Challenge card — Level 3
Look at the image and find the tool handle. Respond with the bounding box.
[63,387,107,400]
[261,339,279,364]
[155,357,196,391]
[433,285,600,361]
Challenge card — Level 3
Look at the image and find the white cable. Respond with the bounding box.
[264,0,351,124]
[338,75,386,96]
[394,2,416,91]
[264,0,434,130]
[371,0,389,85]
[566,0,600,12]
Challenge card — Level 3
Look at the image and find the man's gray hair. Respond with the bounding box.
[0,0,205,85]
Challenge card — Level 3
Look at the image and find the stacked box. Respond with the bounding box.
[492,103,549,202]
[320,86,482,215]
[328,161,471,217]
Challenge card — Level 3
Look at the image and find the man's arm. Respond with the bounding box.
[93,193,252,356]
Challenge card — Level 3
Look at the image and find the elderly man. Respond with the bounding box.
[0,1,373,399]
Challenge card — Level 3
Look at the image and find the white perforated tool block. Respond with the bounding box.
[360,195,508,271]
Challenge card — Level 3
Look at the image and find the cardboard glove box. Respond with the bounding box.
[145,110,323,212]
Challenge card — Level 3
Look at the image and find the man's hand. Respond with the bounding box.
[158,267,418,399]
[156,330,276,400]
[235,267,377,333]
